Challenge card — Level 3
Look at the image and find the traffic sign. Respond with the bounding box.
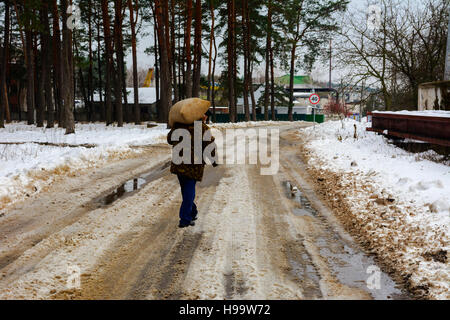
[309,93,320,105]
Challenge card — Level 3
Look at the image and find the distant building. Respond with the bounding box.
[93,87,158,105]
[90,88,159,121]
[236,86,264,115]
[274,74,335,115]
[418,81,450,111]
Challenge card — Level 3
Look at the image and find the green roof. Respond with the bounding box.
[277,75,312,85]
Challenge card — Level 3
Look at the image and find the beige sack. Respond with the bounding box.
[169,98,211,127]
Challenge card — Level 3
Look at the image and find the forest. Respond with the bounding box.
[0,0,448,133]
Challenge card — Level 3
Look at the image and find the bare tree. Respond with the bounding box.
[337,0,449,110]
[278,0,348,121]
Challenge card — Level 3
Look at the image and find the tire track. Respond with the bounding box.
[55,167,225,300]
[0,148,170,275]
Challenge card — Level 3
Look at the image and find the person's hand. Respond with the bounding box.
[202,115,208,123]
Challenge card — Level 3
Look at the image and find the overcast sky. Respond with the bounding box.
[125,0,373,83]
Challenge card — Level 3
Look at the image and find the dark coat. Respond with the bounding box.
[167,122,217,182]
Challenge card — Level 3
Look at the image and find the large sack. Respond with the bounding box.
[169,98,211,127]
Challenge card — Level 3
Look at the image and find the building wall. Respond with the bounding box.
[418,81,450,111]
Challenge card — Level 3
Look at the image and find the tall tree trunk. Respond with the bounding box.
[114,0,124,127]
[184,0,193,98]
[242,0,250,121]
[207,0,215,102]
[122,66,129,123]
[96,7,105,121]
[192,0,202,98]
[155,0,171,123]
[52,0,64,127]
[61,0,75,134]
[211,15,217,123]
[34,31,44,127]
[264,56,269,120]
[288,44,296,122]
[0,0,10,128]
[180,10,186,100]
[153,11,160,112]
[270,39,275,121]
[246,1,256,121]
[162,0,172,103]
[4,13,11,124]
[263,0,272,121]
[249,63,256,121]
[42,0,55,128]
[38,3,50,128]
[101,0,113,125]
[74,35,88,122]
[227,0,236,122]
[232,0,237,121]
[128,0,140,124]
[170,0,179,103]
[87,0,94,122]
[177,12,183,100]
[25,25,35,125]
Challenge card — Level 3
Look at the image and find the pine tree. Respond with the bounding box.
[278,0,348,121]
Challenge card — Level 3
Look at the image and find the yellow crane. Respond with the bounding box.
[143,68,154,88]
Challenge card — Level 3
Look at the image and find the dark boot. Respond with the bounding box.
[178,221,195,228]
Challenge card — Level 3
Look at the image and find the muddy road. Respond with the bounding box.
[0,124,411,300]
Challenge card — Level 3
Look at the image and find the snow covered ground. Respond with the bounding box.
[0,120,289,214]
[0,123,169,213]
[300,119,449,299]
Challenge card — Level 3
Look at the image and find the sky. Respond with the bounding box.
[124,0,375,84]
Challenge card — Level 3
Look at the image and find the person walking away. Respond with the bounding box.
[167,110,217,228]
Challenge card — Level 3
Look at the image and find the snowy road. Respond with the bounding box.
[0,124,411,300]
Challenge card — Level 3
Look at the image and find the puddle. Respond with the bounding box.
[288,251,322,299]
[316,237,409,300]
[283,181,411,300]
[94,161,171,207]
[285,181,317,218]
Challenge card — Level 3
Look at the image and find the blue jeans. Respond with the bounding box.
[177,174,198,225]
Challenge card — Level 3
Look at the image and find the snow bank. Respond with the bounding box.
[300,119,449,299]
[0,122,168,147]
[0,123,169,212]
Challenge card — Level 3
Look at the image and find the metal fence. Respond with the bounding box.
[212,114,325,123]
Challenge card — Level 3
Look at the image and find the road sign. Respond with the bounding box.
[309,93,320,105]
